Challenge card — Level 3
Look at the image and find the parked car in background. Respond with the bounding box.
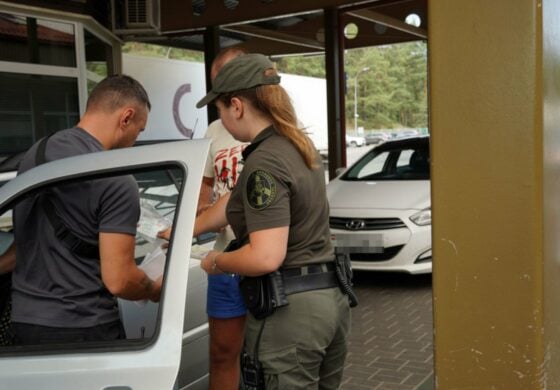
[327,135,431,274]
[346,134,366,147]
[365,132,390,145]
[392,129,420,139]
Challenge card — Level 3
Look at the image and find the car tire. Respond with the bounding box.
[350,141,357,147]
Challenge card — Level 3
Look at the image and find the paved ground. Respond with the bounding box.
[340,271,434,390]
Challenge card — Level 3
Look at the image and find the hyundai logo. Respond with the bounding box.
[346,219,365,230]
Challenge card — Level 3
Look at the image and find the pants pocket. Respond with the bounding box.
[261,347,320,390]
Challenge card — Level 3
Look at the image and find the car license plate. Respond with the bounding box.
[331,233,384,253]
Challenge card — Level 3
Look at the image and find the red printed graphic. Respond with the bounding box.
[214,146,246,192]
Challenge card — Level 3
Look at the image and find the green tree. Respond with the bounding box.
[275,55,325,78]
[345,41,428,131]
[122,42,203,62]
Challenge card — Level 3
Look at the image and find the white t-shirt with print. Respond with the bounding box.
[203,120,248,250]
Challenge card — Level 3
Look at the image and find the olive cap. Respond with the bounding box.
[196,53,281,108]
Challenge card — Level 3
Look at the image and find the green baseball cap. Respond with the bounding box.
[196,53,281,108]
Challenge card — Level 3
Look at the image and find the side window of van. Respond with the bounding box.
[0,166,183,350]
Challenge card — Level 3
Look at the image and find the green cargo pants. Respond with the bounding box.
[244,287,351,390]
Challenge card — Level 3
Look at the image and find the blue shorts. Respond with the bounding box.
[207,273,246,319]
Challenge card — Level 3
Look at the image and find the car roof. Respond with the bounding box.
[375,135,429,151]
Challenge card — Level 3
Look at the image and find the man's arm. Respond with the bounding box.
[197,176,215,215]
[193,192,230,236]
[99,232,161,302]
[0,242,16,275]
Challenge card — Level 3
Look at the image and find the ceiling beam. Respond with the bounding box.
[222,24,325,51]
[347,9,427,39]
[161,0,379,32]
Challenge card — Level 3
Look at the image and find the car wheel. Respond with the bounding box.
[350,141,357,147]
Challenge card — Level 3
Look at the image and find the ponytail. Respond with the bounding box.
[220,82,319,169]
[254,85,318,169]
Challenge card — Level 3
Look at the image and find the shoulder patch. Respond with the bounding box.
[246,170,277,210]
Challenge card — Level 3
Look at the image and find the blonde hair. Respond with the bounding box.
[219,71,318,169]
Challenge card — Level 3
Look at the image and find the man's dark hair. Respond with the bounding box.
[86,74,151,112]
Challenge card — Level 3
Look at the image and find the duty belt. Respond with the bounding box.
[281,262,338,295]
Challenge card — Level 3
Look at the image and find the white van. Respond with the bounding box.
[0,140,211,389]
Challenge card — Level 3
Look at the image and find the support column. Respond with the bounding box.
[430,0,560,387]
[324,7,346,179]
[203,26,220,124]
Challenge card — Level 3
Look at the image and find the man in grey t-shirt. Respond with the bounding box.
[0,75,161,345]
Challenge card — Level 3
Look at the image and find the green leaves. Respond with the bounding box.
[274,42,428,131]
[346,41,428,130]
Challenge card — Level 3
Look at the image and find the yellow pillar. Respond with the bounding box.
[430,0,560,387]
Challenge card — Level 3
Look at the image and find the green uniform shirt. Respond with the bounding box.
[226,126,334,268]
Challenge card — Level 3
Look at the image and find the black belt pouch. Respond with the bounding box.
[228,239,287,319]
[239,274,277,320]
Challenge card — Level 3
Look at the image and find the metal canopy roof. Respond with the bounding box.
[128,0,427,56]
[2,0,427,178]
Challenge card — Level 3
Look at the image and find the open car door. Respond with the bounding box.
[0,139,209,389]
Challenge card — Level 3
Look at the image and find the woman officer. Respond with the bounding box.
[195,53,351,390]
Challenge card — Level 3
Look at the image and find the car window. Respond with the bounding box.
[353,151,390,178]
[344,141,430,181]
[396,149,414,168]
[0,165,184,351]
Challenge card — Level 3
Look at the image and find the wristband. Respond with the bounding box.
[211,252,222,273]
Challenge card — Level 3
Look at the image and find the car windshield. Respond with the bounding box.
[343,138,430,181]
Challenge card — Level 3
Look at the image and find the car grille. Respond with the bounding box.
[329,217,406,230]
[349,245,404,262]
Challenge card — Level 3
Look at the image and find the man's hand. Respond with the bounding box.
[157,226,172,241]
[0,242,16,275]
[148,275,163,302]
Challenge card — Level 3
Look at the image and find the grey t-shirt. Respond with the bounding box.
[11,127,140,328]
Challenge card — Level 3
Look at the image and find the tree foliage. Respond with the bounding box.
[275,42,427,130]
[275,55,326,78]
[345,42,427,129]
[122,42,204,62]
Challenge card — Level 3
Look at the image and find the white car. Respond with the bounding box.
[346,134,366,147]
[327,136,431,274]
[0,140,211,389]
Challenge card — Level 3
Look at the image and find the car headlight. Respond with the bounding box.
[410,208,431,226]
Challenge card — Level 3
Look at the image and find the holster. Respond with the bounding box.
[225,239,288,319]
[239,271,289,320]
[334,252,359,307]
